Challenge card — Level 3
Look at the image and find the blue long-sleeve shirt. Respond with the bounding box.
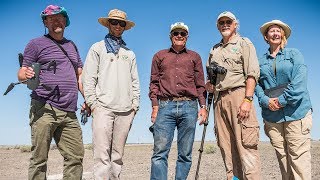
[255,48,312,122]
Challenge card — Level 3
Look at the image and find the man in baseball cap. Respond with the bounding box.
[149,21,207,179]
[206,11,262,179]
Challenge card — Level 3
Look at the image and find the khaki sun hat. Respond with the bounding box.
[260,20,291,39]
[217,11,237,22]
[98,9,135,30]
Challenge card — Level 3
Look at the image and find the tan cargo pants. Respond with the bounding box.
[214,87,261,180]
[92,106,135,180]
[264,110,312,180]
[28,99,84,180]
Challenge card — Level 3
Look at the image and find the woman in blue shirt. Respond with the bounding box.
[255,20,312,180]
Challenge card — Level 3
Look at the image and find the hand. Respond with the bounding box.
[205,81,215,93]
[273,98,282,108]
[268,98,281,111]
[237,101,252,122]
[25,66,35,79]
[151,106,159,123]
[81,102,91,117]
[198,108,208,125]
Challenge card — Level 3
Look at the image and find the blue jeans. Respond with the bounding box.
[150,100,198,180]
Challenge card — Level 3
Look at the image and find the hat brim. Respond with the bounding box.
[98,17,135,30]
[260,20,291,39]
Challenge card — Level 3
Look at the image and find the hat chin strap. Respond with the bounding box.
[44,25,47,35]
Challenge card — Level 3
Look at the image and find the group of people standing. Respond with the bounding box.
[18,4,312,180]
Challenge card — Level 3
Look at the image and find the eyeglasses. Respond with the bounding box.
[218,20,233,26]
[171,31,188,37]
[108,19,126,28]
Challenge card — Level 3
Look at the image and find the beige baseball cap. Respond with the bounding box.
[217,11,237,22]
[170,22,189,33]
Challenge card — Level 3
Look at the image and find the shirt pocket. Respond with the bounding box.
[224,53,242,71]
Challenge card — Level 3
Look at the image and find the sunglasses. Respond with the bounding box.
[171,31,188,37]
[218,20,233,26]
[108,19,126,28]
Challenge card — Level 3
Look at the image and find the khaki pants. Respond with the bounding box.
[264,110,312,180]
[214,87,261,180]
[92,106,134,180]
[29,99,84,180]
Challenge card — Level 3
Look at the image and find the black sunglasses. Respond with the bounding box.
[218,20,233,26]
[171,31,188,37]
[108,19,126,28]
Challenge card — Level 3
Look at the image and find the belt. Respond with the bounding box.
[219,86,244,96]
[159,96,194,101]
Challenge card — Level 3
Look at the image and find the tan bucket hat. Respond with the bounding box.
[260,20,291,39]
[98,9,135,30]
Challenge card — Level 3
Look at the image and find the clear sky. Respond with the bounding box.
[0,0,319,145]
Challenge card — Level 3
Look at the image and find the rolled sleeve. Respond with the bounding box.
[242,38,260,82]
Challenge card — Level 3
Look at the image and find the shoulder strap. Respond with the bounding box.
[44,34,77,74]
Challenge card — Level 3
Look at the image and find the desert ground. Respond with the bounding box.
[1,141,320,180]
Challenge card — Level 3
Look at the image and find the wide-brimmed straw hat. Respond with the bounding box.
[98,9,135,30]
[260,20,291,39]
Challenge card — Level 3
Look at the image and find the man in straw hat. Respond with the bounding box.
[255,19,313,180]
[17,4,87,179]
[205,11,261,179]
[82,9,140,179]
[149,22,207,179]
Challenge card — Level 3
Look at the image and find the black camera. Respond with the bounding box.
[206,62,227,85]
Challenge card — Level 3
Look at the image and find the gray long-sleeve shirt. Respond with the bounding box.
[82,40,140,112]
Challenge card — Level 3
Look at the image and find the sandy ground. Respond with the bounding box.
[1,141,320,180]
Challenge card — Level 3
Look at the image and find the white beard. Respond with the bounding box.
[221,31,231,37]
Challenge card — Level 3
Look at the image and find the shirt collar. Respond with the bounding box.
[265,48,284,58]
[218,34,240,47]
[168,47,187,54]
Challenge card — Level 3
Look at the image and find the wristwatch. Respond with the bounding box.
[200,105,207,109]
[244,96,253,102]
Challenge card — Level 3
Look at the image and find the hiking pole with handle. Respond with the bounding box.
[195,92,214,180]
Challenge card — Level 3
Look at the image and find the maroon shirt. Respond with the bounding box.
[149,48,206,106]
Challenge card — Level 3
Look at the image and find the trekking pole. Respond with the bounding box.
[195,92,214,180]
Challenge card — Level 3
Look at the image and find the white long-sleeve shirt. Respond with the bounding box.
[82,40,140,112]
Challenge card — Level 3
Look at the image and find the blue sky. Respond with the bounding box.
[0,0,319,145]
